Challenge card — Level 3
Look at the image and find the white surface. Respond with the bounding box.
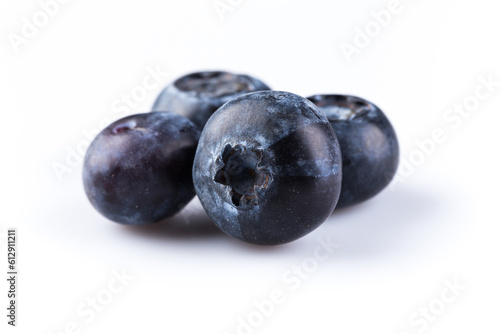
[1,0,500,333]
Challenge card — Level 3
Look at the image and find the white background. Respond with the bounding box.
[1,0,500,333]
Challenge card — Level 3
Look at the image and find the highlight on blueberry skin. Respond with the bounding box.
[152,71,271,128]
[83,112,200,225]
[308,94,399,208]
[193,91,343,245]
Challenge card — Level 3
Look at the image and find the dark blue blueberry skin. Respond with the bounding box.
[152,71,270,128]
[307,94,399,208]
[83,112,200,225]
[193,91,342,245]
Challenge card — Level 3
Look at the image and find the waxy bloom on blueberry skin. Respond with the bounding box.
[83,112,200,225]
[152,71,271,128]
[193,91,343,246]
[308,94,399,208]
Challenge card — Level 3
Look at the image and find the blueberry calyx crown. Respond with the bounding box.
[308,95,372,122]
[214,144,273,208]
[175,72,254,98]
[112,120,137,134]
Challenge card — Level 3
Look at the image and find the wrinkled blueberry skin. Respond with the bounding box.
[193,91,342,245]
[152,71,270,128]
[83,112,200,225]
[308,94,399,208]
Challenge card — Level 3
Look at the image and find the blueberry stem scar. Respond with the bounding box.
[214,144,272,208]
[311,95,372,121]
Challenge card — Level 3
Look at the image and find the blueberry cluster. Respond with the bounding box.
[83,71,399,246]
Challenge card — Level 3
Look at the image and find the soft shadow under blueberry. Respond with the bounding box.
[116,198,304,253]
[119,201,224,240]
[322,187,445,259]
[116,188,444,257]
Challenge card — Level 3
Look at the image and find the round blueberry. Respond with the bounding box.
[83,112,200,225]
[193,91,342,245]
[308,94,399,208]
[152,71,271,128]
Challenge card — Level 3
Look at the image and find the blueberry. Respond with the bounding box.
[307,94,399,208]
[83,112,200,225]
[193,91,342,245]
[152,71,271,128]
